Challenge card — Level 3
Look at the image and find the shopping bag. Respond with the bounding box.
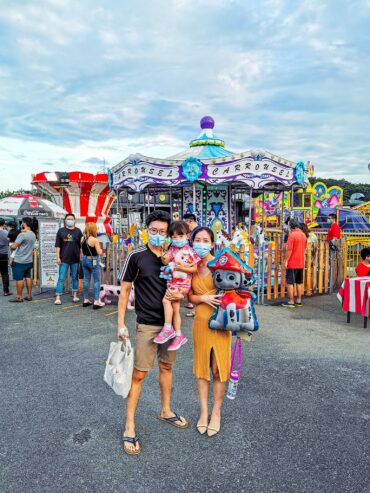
[104,339,134,398]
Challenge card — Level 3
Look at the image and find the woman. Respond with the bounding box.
[81,222,105,309]
[188,227,231,437]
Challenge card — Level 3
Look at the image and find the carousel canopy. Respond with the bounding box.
[0,194,67,219]
[110,116,308,192]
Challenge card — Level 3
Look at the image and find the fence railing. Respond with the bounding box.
[30,231,369,303]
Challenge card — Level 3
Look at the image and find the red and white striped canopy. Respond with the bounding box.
[32,172,116,234]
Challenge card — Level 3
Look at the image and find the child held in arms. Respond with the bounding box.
[154,220,201,351]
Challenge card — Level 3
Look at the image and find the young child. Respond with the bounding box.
[154,220,201,351]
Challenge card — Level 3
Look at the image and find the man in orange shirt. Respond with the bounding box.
[282,219,307,308]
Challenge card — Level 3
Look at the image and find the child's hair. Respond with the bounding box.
[168,220,190,237]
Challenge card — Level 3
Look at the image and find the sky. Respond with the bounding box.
[0,0,370,191]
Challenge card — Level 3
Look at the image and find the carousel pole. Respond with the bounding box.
[248,186,253,234]
[169,187,173,220]
[192,182,196,221]
[228,184,233,233]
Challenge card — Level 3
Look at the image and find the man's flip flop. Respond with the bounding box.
[156,412,189,429]
[122,436,141,455]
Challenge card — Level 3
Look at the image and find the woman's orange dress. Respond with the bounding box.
[192,272,231,382]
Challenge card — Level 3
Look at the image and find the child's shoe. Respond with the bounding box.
[168,335,188,351]
[154,326,176,344]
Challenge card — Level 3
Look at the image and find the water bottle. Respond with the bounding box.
[227,370,240,400]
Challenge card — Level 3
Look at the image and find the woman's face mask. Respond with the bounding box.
[193,243,212,258]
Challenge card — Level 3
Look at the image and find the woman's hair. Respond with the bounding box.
[84,222,98,238]
[168,220,189,237]
[192,226,214,243]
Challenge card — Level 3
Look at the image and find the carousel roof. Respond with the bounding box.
[110,116,308,192]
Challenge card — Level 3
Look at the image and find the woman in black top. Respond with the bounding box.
[81,223,104,309]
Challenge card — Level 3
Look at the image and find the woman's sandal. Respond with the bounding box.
[83,301,93,307]
[207,427,220,437]
[122,436,141,455]
[156,412,189,429]
[196,423,208,435]
[24,296,33,301]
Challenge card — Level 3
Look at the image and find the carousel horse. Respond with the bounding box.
[231,228,250,251]
[215,230,231,251]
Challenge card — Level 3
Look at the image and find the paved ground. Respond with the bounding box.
[0,284,369,493]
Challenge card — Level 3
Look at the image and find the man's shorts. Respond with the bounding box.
[135,323,176,372]
[286,268,303,285]
[12,262,33,281]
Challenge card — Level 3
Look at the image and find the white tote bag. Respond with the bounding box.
[104,339,134,398]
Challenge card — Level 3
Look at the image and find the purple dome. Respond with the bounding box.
[200,115,215,129]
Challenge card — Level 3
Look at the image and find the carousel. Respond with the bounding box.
[110,115,309,238]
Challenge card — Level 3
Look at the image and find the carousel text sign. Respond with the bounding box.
[207,159,294,180]
[113,162,180,186]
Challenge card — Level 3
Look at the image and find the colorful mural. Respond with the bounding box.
[312,181,343,216]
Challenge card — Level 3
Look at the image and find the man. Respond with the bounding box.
[356,248,370,277]
[9,217,36,302]
[0,218,12,296]
[7,221,21,244]
[326,213,341,242]
[282,219,307,308]
[183,213,199,235]
[117,210,188,455]
[54,213,83,305]
[183,213,199,315]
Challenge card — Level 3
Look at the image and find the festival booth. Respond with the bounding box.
[31,171,116,236]
[110,116,309,237]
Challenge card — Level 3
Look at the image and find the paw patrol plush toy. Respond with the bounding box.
[208,247,259,333]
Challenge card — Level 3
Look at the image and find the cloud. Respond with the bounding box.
[0,0,369,190]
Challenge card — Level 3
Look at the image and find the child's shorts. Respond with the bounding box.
[167,283,191,297]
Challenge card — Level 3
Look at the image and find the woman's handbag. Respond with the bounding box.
[104,339,134,398]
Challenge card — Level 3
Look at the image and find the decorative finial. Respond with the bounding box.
[200,115,215,130]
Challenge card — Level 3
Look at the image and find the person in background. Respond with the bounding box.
[9,217,36,302]
[282,219,307,308]
[54,213,83,305]
[183,213,199,317]
[0,218,12,296]
[326,213,341,242]
[7,221,21,244]
[356,248,370,277]
[81,222,105,309]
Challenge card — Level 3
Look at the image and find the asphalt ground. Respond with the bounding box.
[0,284,369,493]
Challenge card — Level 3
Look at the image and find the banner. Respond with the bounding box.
[38,219,61,289]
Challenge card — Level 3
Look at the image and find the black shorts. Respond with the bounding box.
[286,268,303,285]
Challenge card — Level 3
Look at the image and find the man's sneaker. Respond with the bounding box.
[295,301,303,307]
[281,302,296,308]
[168,335,188,351]
[154,327,176,344]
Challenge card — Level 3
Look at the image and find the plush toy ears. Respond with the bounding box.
[208,247,253,276]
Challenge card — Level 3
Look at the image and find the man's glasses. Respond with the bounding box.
[148,227,167,235]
